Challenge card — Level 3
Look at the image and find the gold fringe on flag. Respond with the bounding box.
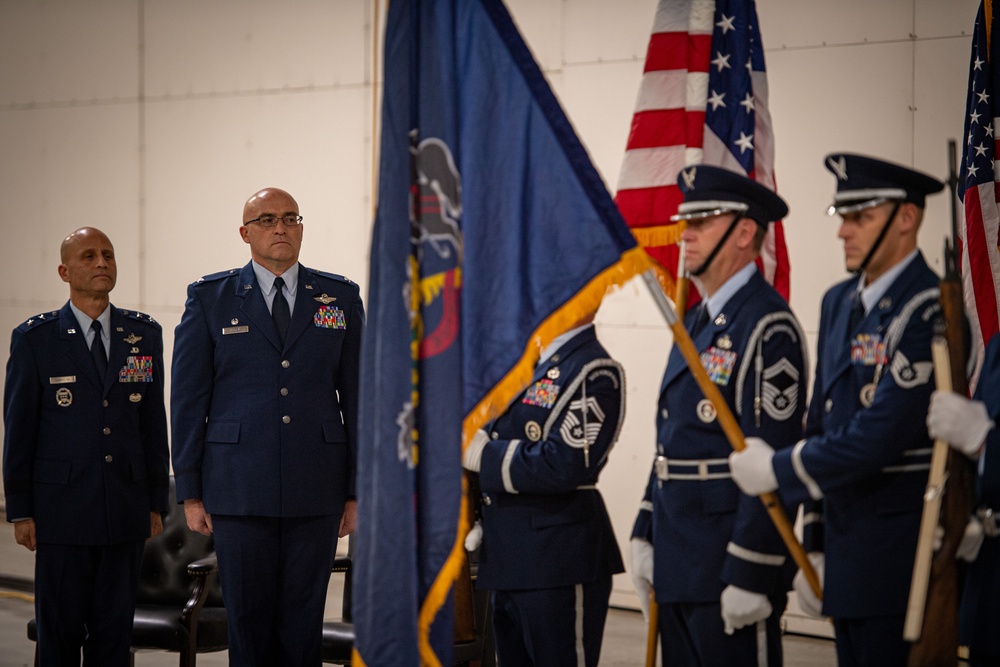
[407,246,653,667]
[631,221,685,249]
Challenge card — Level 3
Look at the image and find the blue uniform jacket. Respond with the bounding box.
[476,326,625,591]
[959,333,1000,654]
[632,270,808,603]
[773,252,939,618]
[2,302,170,544]
[171,262,363,517]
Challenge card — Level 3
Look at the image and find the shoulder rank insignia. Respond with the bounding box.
[890,350,933,389]
[314,293,337,304]
[124,333,142,344]
[761,357,799,421]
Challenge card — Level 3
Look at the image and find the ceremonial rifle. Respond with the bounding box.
[903,140,975,666]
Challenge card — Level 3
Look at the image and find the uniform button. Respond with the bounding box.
[281,360,290,368]
[491,431,499,439]
[661,408,668,420]
[102,400,109,408]
[825,399,833,413]
[103,427,111,435]
[280,388,289,396]
[282,415,291,424]
[482,495,492,506]
[104,455,113,463]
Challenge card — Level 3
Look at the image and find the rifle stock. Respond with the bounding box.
[904,140,975,666]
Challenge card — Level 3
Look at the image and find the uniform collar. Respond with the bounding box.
[856,249,919,313]
[251,260,300,297]
[538,323,593,367]
[702,262,756,319]
[69,301,111,339]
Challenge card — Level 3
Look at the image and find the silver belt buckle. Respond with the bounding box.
[977,507,999,538]
[655,455,668,481]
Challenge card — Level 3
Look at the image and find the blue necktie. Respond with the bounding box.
[272,277,291,344]
[91,320,108,378]
[690,305,711,337]
[848,296,865,337]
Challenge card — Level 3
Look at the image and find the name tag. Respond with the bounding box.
[222,326,249,335]
[49,375,76,385]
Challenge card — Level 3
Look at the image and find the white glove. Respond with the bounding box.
[927,390,994,458]
[958,516,986,562]
[720,585,772,635]
[630,538,654,620]
[793,552,824,618]
[462,429,490,472]
[729,437,778,496]
[464,520,483,552]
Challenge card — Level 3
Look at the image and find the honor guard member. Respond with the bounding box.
[3,227,170,665]
[928,335,1000,667]
[731,154,945,666]
[630,166,808,666]
[462,313,625,667]
[171,188,363,665]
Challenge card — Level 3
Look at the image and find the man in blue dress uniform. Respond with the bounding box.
[3,227,170,666]
[629,166,808,666]
[731,154,945,666]
[171,187,363,665]
[461,312,625,667]
[928,336,1000,667]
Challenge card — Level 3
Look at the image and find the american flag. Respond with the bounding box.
[615,0,789,303]
[959,0,1000,376]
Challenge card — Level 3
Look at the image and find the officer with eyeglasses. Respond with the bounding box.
[171,187,364,665]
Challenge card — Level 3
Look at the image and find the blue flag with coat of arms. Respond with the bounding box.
[352,1,651,664]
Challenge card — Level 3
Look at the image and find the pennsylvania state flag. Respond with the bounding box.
[352,0,651,664]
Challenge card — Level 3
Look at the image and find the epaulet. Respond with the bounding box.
[16,310,61,333]
[120,309,162,329]
[192,268,240,286]
[313,270,358,287]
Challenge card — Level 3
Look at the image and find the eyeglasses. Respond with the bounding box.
[244,214,303,228]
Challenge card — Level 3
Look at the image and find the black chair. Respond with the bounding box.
[27,477,227,667]
[321,545,494,667]
[320,537,355,665]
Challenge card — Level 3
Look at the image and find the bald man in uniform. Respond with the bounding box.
[171,188,363,665]
[3,227,169,665]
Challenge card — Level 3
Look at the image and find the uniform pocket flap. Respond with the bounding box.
[206,421,241,443]
[322,419,346,443]
[35,458,72,484]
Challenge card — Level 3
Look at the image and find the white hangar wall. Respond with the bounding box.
[0,0,979,614]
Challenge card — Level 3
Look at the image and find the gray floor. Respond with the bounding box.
[0,519,837,666]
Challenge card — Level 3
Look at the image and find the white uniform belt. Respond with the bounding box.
[655,456,731,481]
